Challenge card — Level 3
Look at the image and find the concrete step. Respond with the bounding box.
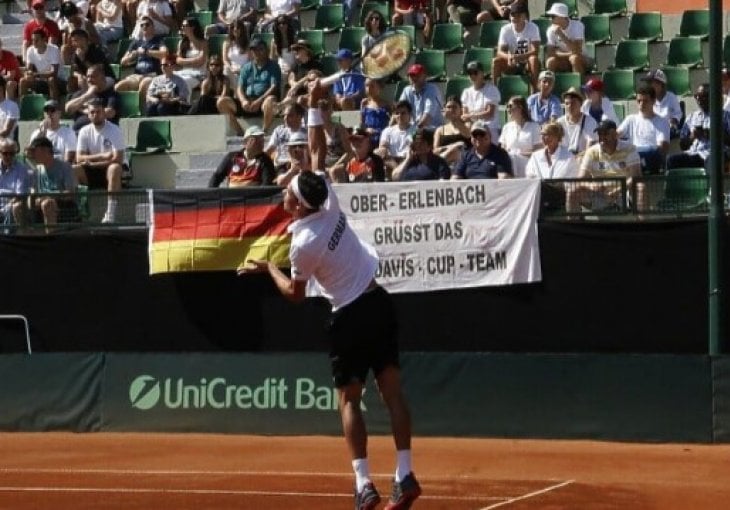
[176,168,215,189]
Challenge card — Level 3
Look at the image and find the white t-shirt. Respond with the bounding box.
[0,98,19,139]
[218,0,247,23]
[557,113,597,155]
[654,91,682,124]
[546,19,588,57]
[30,125,77,159]
[618,113,669,149]
[499,120,541,177]
[95,0,124,29]
[134,0,173,36]
[525,145,579,179]
[378,124,413,158]
[25,43,62,75]
[76,121,128,165]
[270,0,300,17]
[498,21,541,55]
[288,177,378,311]
[265,125,306,166]
[461,83,501,138]
[581,97,619,124]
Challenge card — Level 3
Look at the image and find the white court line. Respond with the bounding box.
[478,479,575,509]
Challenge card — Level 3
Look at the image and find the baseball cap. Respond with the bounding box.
[286,131,308,146]
[243,125,265,140]
[43,99,60,110]
[407,63,425,76]
[645,69,667,84]
[584,78,604,93]
[466,61,484,73]
[561,86,584,101]
[470,120,490,134]
[538,70,555,82]
[510,2,528,15]
[290,39,312,52]
[545,2,569,17]
[335,48,353,60]
[595,119,617,133]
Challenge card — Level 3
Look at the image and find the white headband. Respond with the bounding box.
[290,174,314,210]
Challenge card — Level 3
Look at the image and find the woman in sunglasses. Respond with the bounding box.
[189,55,229,115]
[174,16,208,97]
[361,9,387,56]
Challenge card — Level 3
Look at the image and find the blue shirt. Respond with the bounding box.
[398,153,451,181]
[454,145,513,179]
[129,36,163,75]
[333,71,366,99]
[239,59,282,100]
[680,109,730,160]
[527,93,562,125]
[400,83,444,130]
[0,159,30,215]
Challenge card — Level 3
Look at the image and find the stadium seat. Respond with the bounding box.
[257,32,274,50]
[300,0,319,10]
[115,37,132,61]
[444,76,471,100]
[679,9,709,40]
[208,34,226,58]
[660,66,691,97]
[613,102,625,122]
[207,0,219,12]
[593,0,627,17]
[462,47,494,76]
[315,3,345,33]
[131,120,173,153]
[360,2,391,26]
[627,12,663,42]
[613,39,649,70]
[191,10,213,28]
[320,55,339,76]
[396,25,416,51]
[602,69,636,100]
[19,94,47,121]
[414,49,446,81]
[584,42,597,72]
[497,75,530,105]
[393,80,408,103]
[545,0,578,18]
[553,72,581,98]
[338,27,367,56]
[118,90,142,118]
[109,63,121,81]
[299,30,325,57]
[532,17,552,45]
[581,14,611,45]
[666,36,703,68]
[431,23,464,53]
[163,35,181,53]
[657,167,708,213]
[479,20,508,49]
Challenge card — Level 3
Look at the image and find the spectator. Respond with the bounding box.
[169,0,195,27]
[544,2,590,76]
[132,0,176,38]
[265,103,306,171]
[0,39,21,101]
[527,70,561,125]
[434,95,471,165]
[492,2,541,91]
[477,0,527,23]
[0,138,30,226]
[95,0,124,45]
[189,55,230,115]
[393,0,433,44]
[260,0,301,32]
[206,0,257,38]
[22,1,62,59]
[400,63,443,130]
[222,19,251,88]
[643,69,682,138]
[73,98,127,223]
[209,125,275,187]
[66,63,120,131]
[452,120,513,179]
[0,77,19,141]
[68,28,115,94]
[334,126,385,183]
[393,128,450,181]
[361,9,387,56]
[319,99,354,180]
[274,131,311,187]
[271,15,297,76]
[20,29,65,101]
[218,36,281,135]
[581,77,618,125]
[145,54,189,116]
[666,84,730,171]
[525,122,579,179]
[174,17,209,97]
[30,99,77,163]
[499,95,541,177]
[360,78,391,148]
[375,100,414,176]
[114,17,165,105]
[332,49,366,111]
[58,1,101,66]
[461,60,500,139]
[556,86,597,160]
[617,85,669,175]
[446,0,479,28]
[285,40,322,107]
[24,136,78,228]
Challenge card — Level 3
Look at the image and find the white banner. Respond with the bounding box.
[333,179,543,293]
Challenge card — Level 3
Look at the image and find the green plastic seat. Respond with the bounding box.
[414,49,446,81]
[582,14,611,45]
[191,10,213,28]
[115,37,132,61]
[299,30,325,57]
[553,72,581,98]
[19,94,47,121]
[396,25,416,51]
[207,0,219,12]
[208,34,226,58]
[660,66,691,97]
[584,42,597,72]
[679,9,709,40]
[627,12,663,42]
[132,120,172,153]
[462,47,494,76]
[315,4,345,33]
[431,23,464,53]
[299,0,319,10]
[320,55,339,77]
[444,76,471,100]
[545,0,578,18]
[497,75,530,105]
[479,20,508,49]
[666,36,703,68]
[602,69,636,100]
[532,17,551,45]
[593,0,627,17]
[393,80,408,103]
[338,27,367,56]
[613,102,625,122]
[109,63,121,80]
[613,39,649,70]
[360,2,390,26]
[658,168,708,213]
[118,90,141,118]
[257,32,274,50]
[163,35,181,54]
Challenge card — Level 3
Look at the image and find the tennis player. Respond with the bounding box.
[238,79,421,510]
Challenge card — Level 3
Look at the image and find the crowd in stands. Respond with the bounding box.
[0,0,729,225]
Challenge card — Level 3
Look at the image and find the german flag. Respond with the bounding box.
[149,188,291,274]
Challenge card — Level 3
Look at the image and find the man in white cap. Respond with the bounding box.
[643,69,682,138]
[527,70,561,125]
[544,2,590,76]
[208,125,275,187]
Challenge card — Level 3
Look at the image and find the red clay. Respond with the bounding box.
[0,433,728,509]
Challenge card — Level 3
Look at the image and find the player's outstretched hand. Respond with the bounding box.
[236,259,270,276]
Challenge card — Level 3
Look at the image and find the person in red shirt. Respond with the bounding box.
[22,1,62,59]
[392,0,433,43]
[0,39,20,100]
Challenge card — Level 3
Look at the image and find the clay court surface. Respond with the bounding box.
[0,433,728,509]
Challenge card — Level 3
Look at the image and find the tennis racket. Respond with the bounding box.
[320,31,413,86]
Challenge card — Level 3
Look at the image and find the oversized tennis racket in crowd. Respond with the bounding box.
[320,31,413,86]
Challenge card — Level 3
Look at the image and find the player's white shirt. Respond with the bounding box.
[546,19,588,56]
[525,145,579,179]
[498,21,541,54]
[0,98,19,139]
[77,120,128,165]
[557,113,597,154]
[30,124,77,159]
[461,83,501,138]
[618,113,669,149]
[379,124,413,158]
[25,43,61,75]
[288,176,378,311]
[654,91,682,124]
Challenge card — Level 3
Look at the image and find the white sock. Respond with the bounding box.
[106,198,118,219]
[352,458,371,492]
[395,450,412,482]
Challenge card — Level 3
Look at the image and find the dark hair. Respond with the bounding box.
[364,9,386,36]
[228,18,249,50]
[273,17,296,54]
[59,1,78,19]
[31,28,48,39]
[86,97,104,108]
[395,100,412,113]
[28,136,53,151]
[287,103,305,117]
[69,28,88,39]
[180,17,205,56]
[508,95,532,122]
[298,172,328,210]
[445,95,462,107]
[412,127,433,146]
[636,85,656,100]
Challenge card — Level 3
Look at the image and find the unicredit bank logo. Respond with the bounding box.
[129,375,161,410]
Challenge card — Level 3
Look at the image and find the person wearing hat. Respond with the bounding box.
[332,48,366,111]
[527,70,561,126]
[392,127,450,181]
[544,2,590,76]
[580,78,619,125]
[338,125,386,183]
[0,75,19,141]
[29,98,77,164]
[492,2,542,91]
[617,84,669,175]
[556,86,597,160]
[461,60,501,139]
[21,1,62,60]
[399,63,444,130]
[285,39,323,106]
[452,120,513,179]
[642,69,682,138]
[275,130,313,186]
[392,0,433,44]
[209,125,275,187]
[525,122,578,179]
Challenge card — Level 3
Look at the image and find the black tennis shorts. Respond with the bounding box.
[327,285,399,388]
